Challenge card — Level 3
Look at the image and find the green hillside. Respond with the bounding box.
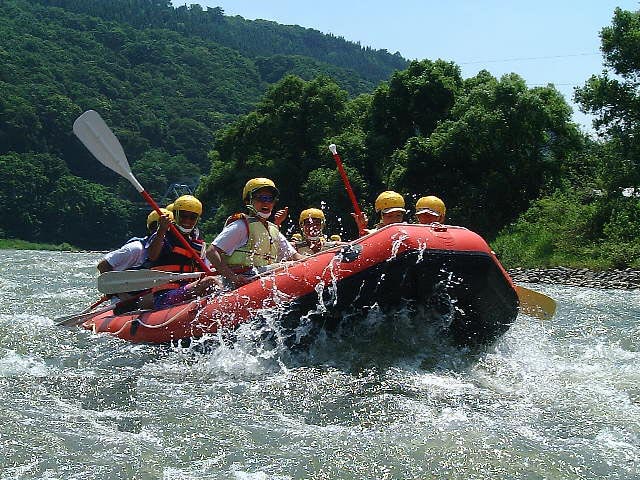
[32,0,408,83]
[0,0,405,249]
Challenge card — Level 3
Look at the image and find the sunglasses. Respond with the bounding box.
[254,194,275,203]
[179,211,199,220]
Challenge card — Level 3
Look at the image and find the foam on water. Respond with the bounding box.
[1,251,640,478]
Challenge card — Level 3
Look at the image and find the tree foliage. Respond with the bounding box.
[0,152,137,248]
[575,7,640,190]
[0,0,401,248]
[493,7,640,268]
[33,0,408,84]
[199,68,579,240]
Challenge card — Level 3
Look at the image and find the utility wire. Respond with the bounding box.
[459,52,600,65]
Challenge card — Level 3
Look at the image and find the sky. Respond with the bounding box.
[176,0,640,132]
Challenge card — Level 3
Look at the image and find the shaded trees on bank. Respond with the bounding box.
[493,7,640,268]
[199,64,577,241]
[0,153,137,249]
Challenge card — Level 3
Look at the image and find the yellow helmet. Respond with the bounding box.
[375,191,406,214]
[147,208,174,229]
[166,202,174,212]
[173,195,203,215]
[242,178,279,203]
[329,234,342,242]
[415,196,446,218]
[299,208,325,226]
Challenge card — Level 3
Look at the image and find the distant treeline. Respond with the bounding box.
[0,0,403,249]
[32,0,408,83]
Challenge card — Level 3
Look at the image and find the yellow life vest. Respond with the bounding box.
[222,214,280,269]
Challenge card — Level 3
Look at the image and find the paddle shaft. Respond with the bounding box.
[329,145,365,236]
[140,191,213,275]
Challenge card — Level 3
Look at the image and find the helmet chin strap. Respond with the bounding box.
[177,224,194,234]
[247,204,272,219]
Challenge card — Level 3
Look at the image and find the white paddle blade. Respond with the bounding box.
[97,270,204,294]
[73,110,144,192]
[55,303,114,327]
[516,285,557,321]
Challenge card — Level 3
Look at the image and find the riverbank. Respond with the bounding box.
[509,267,640,290]
[0,239,78,251]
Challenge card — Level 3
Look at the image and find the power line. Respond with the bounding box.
[459,52,600,65]
[526,83,582,86]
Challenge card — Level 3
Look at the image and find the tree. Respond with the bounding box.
[390,72,580,237]
[575,7,640,190]
[125,149,200,201]
[197,75,353,234]
[366,59,463,171]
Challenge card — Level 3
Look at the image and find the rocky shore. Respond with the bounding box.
[508,267,640,290]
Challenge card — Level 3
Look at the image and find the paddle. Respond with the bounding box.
[72,110,213,275]
[97,270,204,295]
[55,302,115,327]
[515,285,557,321]
[54,295,109,326]
[328,144,366,237]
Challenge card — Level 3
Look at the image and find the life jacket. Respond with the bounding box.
[222,213,280,271]
[147,230,206,292]
[294,234,341,255]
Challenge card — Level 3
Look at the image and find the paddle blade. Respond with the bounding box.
[55,303,114,327]
[516,285,557,321]
[73,110,143,192]
[97,270,204,295]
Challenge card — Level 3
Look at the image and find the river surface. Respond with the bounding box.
[1,249,639,479]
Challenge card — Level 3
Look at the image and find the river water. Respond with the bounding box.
[1,249,639,479]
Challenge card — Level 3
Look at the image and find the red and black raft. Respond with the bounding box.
[82,224,519,347]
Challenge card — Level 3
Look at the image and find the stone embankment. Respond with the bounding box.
[508,267,640,290]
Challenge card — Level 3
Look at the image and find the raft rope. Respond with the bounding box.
[110,303,196,336]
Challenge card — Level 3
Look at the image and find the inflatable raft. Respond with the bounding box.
[82,224,519,347]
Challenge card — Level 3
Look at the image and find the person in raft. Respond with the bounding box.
[206,177,306,288]
[143,195,221,309]
[414,195,446,225]
[97,208,174,274]
[291,208,343,255]
[167,200,206,241]
[352,190,407,236]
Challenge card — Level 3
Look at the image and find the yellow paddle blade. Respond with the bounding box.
[515,285,557,321]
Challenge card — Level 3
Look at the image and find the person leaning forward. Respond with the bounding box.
[97,208,174,274]
[206,177,306,288]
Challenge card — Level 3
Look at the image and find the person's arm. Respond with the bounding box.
[97,259,113,273]
[205,245,250,287]
[205,222,251,287]
[290,251,307,261]
[146,214,171,262]
[273,206,289,228]
[351,212,370,236]
[277,232,307,261]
